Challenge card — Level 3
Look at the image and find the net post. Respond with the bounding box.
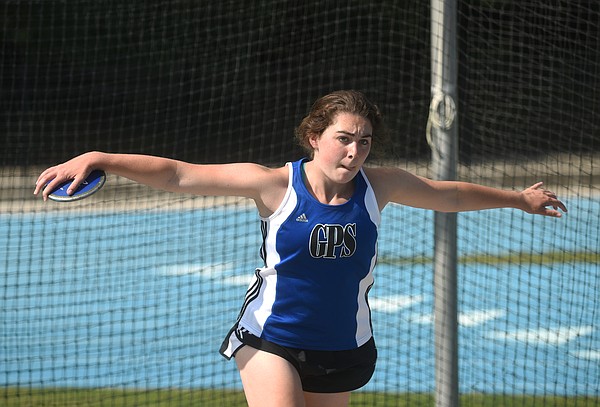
[430,0,459,406]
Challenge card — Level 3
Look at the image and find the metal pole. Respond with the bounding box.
[429,0,459,406]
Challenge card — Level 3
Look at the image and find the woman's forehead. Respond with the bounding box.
[329,113,373,134]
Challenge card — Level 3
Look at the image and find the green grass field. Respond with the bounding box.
[2,388,598,406]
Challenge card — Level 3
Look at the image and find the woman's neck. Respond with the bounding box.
[302,160,355,205]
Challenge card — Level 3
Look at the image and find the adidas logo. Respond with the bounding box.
[296,213,308,222]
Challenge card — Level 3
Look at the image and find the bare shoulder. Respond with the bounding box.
[220,161,286,180]
[362,166,431,210]
[362,165,415,188]
[181,162,289,216]
[244,163,288,187]
[254,166,289,217]
[220,162,289,195]
[363,166,407,180]
[174,161,288,201]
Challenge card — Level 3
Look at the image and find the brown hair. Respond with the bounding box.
[295,90,388,158]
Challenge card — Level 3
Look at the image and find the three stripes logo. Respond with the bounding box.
[296,213,308,222]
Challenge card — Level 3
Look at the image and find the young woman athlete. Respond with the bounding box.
[34,90,566,407]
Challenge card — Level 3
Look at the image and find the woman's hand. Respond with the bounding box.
[34,152,101,201]
[520,182,568,217]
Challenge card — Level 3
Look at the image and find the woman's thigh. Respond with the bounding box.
[304,391,351,407]
[235,345,305,407]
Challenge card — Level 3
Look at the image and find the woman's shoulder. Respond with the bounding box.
[362,165,421,210]
[251,163,290,216]
[266,164,290,183]
[235,162,289,182]
[362,165,417,184]
[361,165,400,185]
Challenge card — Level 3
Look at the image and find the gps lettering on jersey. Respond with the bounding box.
[309,223,357,259]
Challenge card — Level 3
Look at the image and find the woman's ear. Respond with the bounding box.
[308,133,320,150]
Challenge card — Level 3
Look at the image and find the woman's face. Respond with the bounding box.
[309,112,372,184]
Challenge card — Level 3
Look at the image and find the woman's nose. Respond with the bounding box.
[347,142,357,158]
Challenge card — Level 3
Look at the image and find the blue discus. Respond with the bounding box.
[47,170,107,202]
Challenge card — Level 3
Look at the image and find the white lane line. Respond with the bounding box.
[159,263,254,286]
[408,308,505,327]
[369,295,424,313]
[487,325,594,346]
[159,262,236,277]
[459,309,505,327]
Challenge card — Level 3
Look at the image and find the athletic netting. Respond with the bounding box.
[1,1,598,406]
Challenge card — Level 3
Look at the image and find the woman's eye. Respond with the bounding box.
[360,139,371,146]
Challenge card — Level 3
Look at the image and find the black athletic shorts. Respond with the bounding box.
[233,327,377,393]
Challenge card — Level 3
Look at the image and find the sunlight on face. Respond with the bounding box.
[310,113,373,183]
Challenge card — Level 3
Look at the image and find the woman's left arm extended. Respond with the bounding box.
[368,167,567,217]
[433,180,567,217]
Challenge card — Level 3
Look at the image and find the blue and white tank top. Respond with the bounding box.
[236,158,380,351]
